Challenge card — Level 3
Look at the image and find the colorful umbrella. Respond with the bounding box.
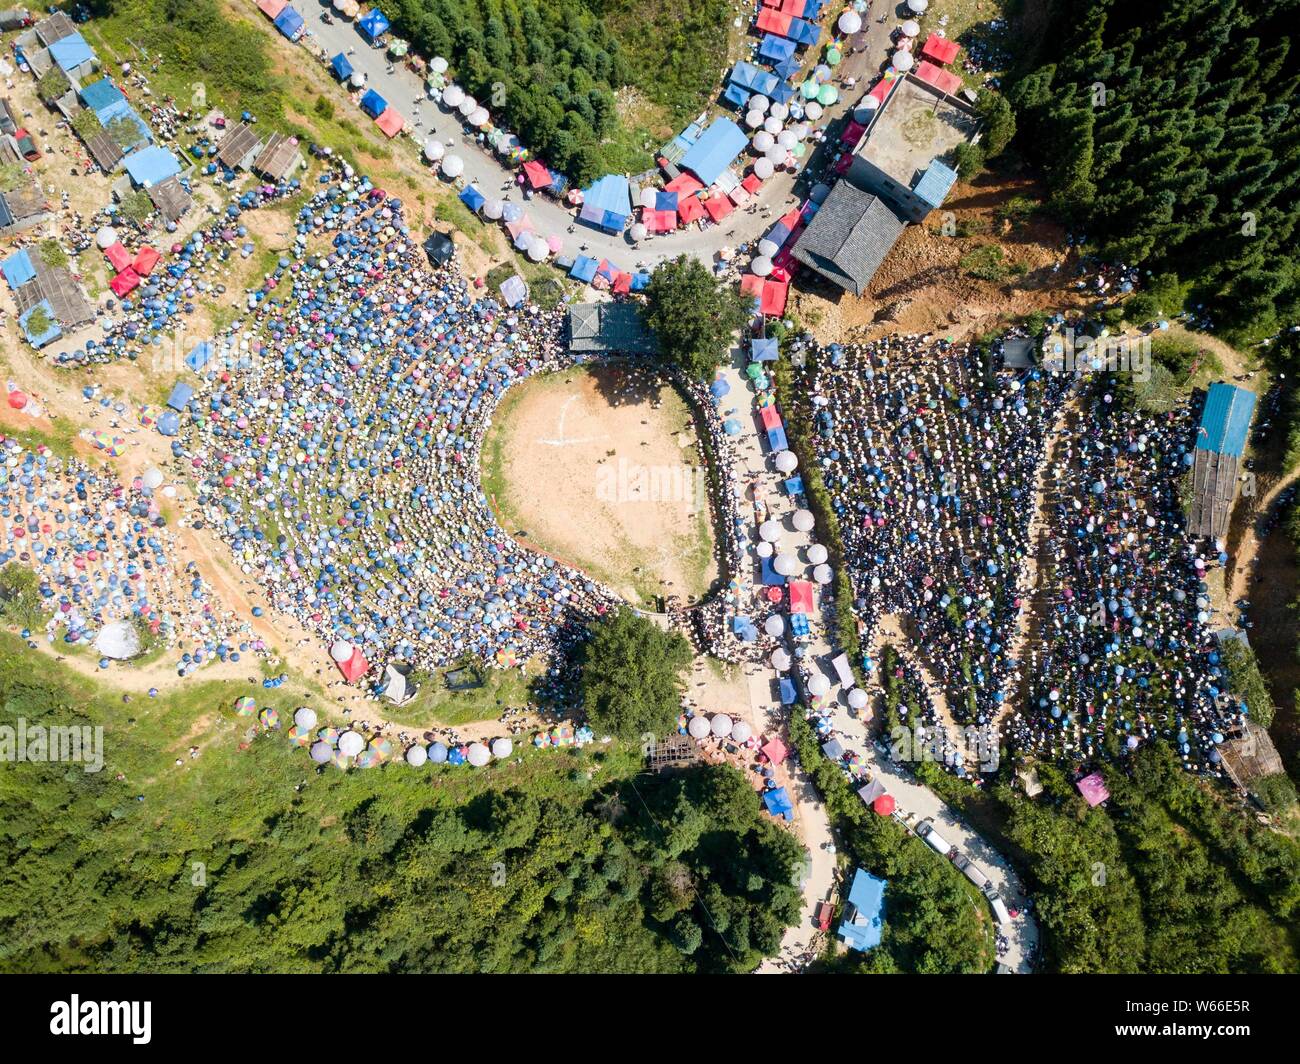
[317,725,341,746]
[287,725,313,747]
[368,737,394,763]
[234,695,256,716]
[259,706,280,729]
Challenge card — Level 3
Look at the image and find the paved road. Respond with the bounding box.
[294,8,896,268]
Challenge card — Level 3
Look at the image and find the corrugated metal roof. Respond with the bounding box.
[1197,382,1256,457]
[913,160,957,208]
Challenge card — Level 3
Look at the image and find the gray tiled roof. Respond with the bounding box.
[567,302,658,354]
[792,181,906,296]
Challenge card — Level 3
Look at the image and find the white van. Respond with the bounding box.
[917,822,953,857]
[989,895,1012,926]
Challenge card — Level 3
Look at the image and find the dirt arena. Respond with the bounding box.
[483,365,719,609]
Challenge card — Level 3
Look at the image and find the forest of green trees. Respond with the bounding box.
[1008,0,1300,338]
[0,635,799,973]
[380,0,728,182]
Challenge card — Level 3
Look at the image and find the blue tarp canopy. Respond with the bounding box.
[759,35,797,62]
[680,117,747,186]
[839,869,886,951]
[358,8,390,41]
[330,53,354,80]
[1,248,36,291]
[156,410,180,437]
[499,274,527,308]
[360,89,387,118]
[1197,382,1257,457]
[630,272,651,292]
[49,31,95,73]
[730,61,779,97]
[766,425,788,451]
[185,341,213,372]
[723,83,751,109]
[783,475,805,495]
[166,381,194,411]
[96,99,151,149]
[274,6,304,40]
[770,81,796,104]
[779,677,797,704]
[751,337,779,361]
[19,300,61,347]
[787,17,820,46]
[79,78,124,118]
[709,377,730,398]
[569,255,599,283]
[123,146,181,187]
[763,786,794,821]
[760,555,787,586]
[914,161,958,209]
[580,174,630,231]
[656,190,678,212]
[459,185,486,212]
[773,56,801,81]
[732,616,759,642]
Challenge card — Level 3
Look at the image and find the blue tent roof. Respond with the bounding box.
[766,425,788,451]
[839,869,886,951]
[123,146,181,187]
[1197,382,1256,458]
[358,8,390,41]
[185,341,214,372]
[783,475,804,495]
[730,61,779,98]
[79,77,125,117]
[166,381,194,412]
[274,6,304,40]
[732,615,759,642]
[499,274,527,309]
[760,555,786,586]
[787,17,820,46]
[914,161,958,209]
[630,272,651,292]
[763,786,794,820]
[773,56,801,81]
[723,83,751,109]
[779,677,797,704]
[360,89,387,118]
[751,338,779,361]
[680,117,747,186]
[582,174,630,223]
[49,31,95,73]
[459,185,486,212]
[19,300,62,347]
[759,35,796,62]
[95,99,152,149]
[156,410,180,437]
[1,248,36,291]
[569,255,599,283]
[330,53,354,80]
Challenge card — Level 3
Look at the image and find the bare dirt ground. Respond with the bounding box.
[484,365,719,607]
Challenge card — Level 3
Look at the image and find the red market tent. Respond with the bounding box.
[132,246,161,276]
[110,267,141,297]
[761,278,789,316]
[643,208,677,232]
[676,195,705,224]
[915,60,964,97]
[921,34,961,65]
[258,0,287,17]
[760,405,783,431]
[375,107,404,138]
[742,173,763,195]
[664,172,704,197]
[780,0,807,14]
[104,241,132,272]
[522,160,552,190]
[337,646,370,683]
[756,9,792,36]
[840,120,867,146]
[740,274,764,301]
[613,271,633,294]
[788,579,815,614]
[702,193,734,222]
[761,736,789,765]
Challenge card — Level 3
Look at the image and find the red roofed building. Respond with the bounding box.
[702,194,734,223]
[915,61,964,98]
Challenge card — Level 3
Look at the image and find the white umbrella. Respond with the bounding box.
[892,51,914,72]
[777,130,797,150]
[808,674,831,697]
[338,730,365,757]
[442,84,465,108]
[792,509,815,532]
[640,187,658,209]
[310,741,333,763]
[406,744,428,767]
[764,144,787,164]
[764,615,785,637]
[483,198,504,219]
[731,720,753,743]
[751,254,773,277]
[458,95,477,116]
[688,715,712,738]
[749,94,770,114]
[775,450,798,473]
[838,10,862,34]
[423,139,445,162]
[756,540,774,558]
[902,19,921,36]
[744,109,765,129]
[431,56,449,74]
[908,0,928,11]
[848,688,869,710]
[807,543,828,565]
[441,155,464,178]
[773,553,798,577]
[469,106,490,127]
[629,221,647,241]
[349,71,366,88]
[770,102,789,121]
[771,649,792,671]
[491,737,513,759]
[330,639,353,662]
[293,706,318,729]
[763,115,783,136]
[757,238,779,257]
[95,226,117,249]
[753,130,775,152]
[710,714,733,738]
[759,519,782,542]
[813,563,834,584]
[753,157,775,180]
[467,742,491,767]
[805,101,824,121]
[141,467,164,490]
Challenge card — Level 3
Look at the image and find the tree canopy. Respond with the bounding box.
[577,606,691,742]
[642,255,753,380]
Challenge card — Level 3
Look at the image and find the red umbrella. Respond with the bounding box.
[872,794,895,816]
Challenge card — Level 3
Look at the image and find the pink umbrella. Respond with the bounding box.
[546,234,563,253]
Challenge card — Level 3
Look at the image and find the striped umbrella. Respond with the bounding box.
[234,695,257,716]
[259,707,280,729]
[317,726,340,746]
[368,737,394,763]
[287,725,313,747]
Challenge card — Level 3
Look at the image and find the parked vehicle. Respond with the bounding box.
[952,853,991,890]
[989,894,1012,926]
[14,127,40,161]
[917,821,954,858]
